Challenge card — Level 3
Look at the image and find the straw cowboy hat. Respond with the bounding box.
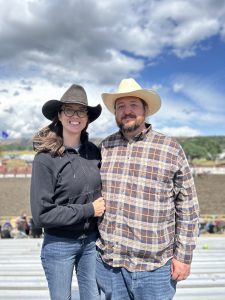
[102,78,161,116]
[42,84,102,123]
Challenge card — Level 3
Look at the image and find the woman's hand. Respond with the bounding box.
[92,197,105,217]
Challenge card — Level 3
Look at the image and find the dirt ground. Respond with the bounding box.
[0,178,32,217]
[0,175,225,217]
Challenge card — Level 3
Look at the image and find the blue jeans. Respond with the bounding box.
[41,232,100,300]
[96,252,176,300]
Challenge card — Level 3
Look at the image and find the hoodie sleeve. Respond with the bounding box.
[30,155,94,228]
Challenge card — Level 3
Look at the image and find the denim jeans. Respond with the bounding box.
[41,232,100,300]
[96,252,176,300]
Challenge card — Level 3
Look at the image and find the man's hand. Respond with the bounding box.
[171,258,191,281]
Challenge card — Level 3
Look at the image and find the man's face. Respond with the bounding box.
[115,97,146,133]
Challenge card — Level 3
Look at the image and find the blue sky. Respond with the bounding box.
[0,0,225,139]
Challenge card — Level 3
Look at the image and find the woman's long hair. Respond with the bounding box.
[33,117,88,156]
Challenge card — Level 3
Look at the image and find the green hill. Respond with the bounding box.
[1,136,225,163]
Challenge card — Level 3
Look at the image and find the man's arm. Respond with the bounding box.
[172,145,200,279]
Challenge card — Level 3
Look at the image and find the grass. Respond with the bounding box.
[2,159,28,167]
[192,159,225,166]
[0,150,35,156]
[0,150,35,167]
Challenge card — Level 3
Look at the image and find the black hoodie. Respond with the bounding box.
[30,141,101,239]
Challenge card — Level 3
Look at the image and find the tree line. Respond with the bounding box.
[1,136,225,162]
[178,136,225,162]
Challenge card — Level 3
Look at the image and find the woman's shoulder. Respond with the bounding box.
[33,151,56,164]
[85,141,101,158]
[86,140,99,149]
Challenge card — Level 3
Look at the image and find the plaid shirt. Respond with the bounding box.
[97,125,199,272]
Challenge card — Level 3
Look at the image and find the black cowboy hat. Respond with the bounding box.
[42,84,102,123]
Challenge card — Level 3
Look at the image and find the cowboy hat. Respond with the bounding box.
[42,84,102,123]
[102,78,161,116]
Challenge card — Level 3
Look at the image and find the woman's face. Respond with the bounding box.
[58,103,88,136]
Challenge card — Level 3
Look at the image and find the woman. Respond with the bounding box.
[30,84,105,300]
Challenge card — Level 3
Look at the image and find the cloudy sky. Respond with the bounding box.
[0,0,225,139]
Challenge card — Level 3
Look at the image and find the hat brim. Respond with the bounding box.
[42,100,102,123]
[102,89,161,116]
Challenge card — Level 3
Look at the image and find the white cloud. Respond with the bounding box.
[171,74,225,114]
[0,0,145,85]
[0,0,225,138]
[160,126,201,137]
[146,74,225,136]
[0,78,117,139]
[1,0,225,85]
[173,83,184,93]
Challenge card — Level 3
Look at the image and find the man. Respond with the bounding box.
[96,78,199,300]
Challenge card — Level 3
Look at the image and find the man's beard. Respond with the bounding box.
[117,122,140,133]
[116,115,143,133]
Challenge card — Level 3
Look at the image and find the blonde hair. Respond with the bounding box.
[33,119,65,156]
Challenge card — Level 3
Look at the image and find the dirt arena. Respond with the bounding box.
[0,175,225,217]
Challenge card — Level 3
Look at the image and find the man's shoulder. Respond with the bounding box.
[149,129,181,149]
[100,131,121,146]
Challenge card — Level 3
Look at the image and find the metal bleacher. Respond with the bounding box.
[0,236,225,300]
[0,238,78,300]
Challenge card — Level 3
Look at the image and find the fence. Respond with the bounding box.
[1,165,225,178]
[191,167,225,175]
[0,165,32,178]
